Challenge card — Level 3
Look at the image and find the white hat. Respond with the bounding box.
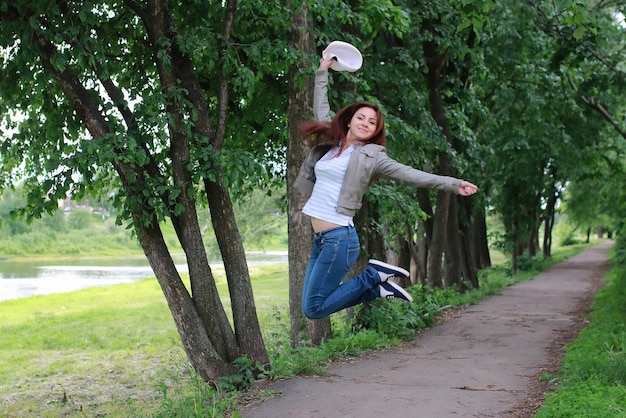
[322,41,363,72]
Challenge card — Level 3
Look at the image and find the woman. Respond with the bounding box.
[294,56,478,320]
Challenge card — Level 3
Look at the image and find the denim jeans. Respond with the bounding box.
[302,225,381,319]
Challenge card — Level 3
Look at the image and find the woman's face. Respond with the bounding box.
[347,106,378,142]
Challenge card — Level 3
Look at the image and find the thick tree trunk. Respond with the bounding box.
[444,198,462,288]
[426,192,450,288]
[286,1,331,347]
[170,189,238,361]
[461,224,480,289]
[138,220,236,381]
[362,200,387,261]
[396,238,413,288]
[164,43,238,362]
[205,179,270,368]
[415,189,433,285]
[528,215,540,257]
[415,218,428,285]
[421,18,470,288]
[543,191,557,259]
[472,209,491,269]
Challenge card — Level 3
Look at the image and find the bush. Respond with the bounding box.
[352,285,456,340]
[554,220,584,247]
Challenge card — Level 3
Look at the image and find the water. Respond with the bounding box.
[0,251,287,302]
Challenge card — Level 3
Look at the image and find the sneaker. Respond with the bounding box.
[368,259,410,281]
[379,281,413,302]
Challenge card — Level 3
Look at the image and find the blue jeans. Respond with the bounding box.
[302,225,381,319]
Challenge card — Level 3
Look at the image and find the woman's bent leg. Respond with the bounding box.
[302,226,382,319]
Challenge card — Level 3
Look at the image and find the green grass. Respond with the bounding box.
[0,278,178,416]
[534,263,626,418]
[0,264,289,417]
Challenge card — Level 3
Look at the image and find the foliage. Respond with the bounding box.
[553,217,584,247]
[353,285,456,341]
[218,356,266,393]
[613,226,626,267]
[473,0,626,262]
[564,166,626,239]
[0,209,143,257]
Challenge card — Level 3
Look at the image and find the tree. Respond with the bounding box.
[470,0,625,270]
[286,1,333,347]
[0,0,274,382]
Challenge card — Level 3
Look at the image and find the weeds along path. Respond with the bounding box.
[241,241,613,418]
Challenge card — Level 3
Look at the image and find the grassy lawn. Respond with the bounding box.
[0,264,289,417]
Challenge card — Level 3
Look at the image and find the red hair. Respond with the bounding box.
[299,102,387,147]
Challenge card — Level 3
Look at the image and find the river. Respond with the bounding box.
[0,251,288,302]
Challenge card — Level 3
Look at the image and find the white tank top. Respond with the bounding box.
[302,146,354,226]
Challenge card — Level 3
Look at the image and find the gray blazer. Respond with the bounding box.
[294,70,461,217]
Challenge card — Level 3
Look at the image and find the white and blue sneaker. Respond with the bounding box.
[368,259,410,281]
[379,281,413,302]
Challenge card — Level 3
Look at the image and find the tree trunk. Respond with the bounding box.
[443,197,461,288]
[421,17,471,289]
[396,238,413,288]
[415,218,428,285]
[286,1,332,347]
[512,231,520,274]
[137,220,237,381]
[170,183,238,362]
[461,223,479,289]
[205,178,269,368]
[426,192,450,288]
[362,199,387,261]
[415,189,433,285]
[472,209,491,269]
[543,189,558,259]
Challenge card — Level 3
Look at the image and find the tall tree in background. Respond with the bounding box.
[340,1,486,290]
[286,1,333,346]
[476,0,625,271]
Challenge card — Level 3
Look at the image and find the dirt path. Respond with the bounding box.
[241,241,613,418]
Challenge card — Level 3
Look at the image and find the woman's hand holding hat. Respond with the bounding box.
[319,55,334,71]
[322,41,363,72]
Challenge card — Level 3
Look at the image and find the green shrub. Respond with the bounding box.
[352,285,456,341]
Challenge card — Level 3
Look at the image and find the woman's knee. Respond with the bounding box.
[302,303,325,320]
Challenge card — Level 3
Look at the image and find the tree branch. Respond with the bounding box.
[213,0,237,150]
[567,74,626,140]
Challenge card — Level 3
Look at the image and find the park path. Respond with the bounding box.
[242,241,613,418]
